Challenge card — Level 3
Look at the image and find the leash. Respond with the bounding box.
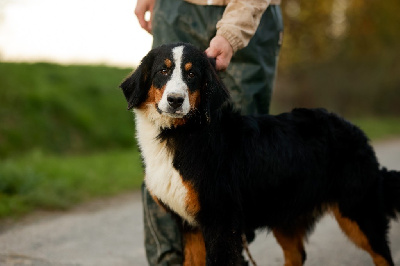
[242,233,257,266]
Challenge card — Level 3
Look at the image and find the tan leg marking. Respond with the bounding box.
[331,205,390,266]
[183,229,206,266]
[273,228,305,266]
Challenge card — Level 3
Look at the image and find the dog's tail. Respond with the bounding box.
[382,168,400,218]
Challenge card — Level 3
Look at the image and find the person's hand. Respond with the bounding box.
[134,0,155,34]
[205,35,234,71]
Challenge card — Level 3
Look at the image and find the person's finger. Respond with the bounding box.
[148,7,154,33]
[135,6,151,33]
[205,47,219,59]
[215,56,229,71]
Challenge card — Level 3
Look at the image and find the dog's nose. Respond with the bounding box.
[167,93,184,109]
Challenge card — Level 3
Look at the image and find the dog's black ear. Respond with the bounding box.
[120,50,156,110]
[201,58,230,122]
[208,57,217,69]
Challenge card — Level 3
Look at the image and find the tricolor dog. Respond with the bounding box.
[120,43,400,266]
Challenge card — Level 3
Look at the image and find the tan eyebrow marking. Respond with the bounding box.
[164,58,172,68]
[185,62,192,71]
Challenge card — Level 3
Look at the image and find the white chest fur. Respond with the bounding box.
[134,109,197,226]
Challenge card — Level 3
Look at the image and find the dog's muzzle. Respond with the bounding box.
[167,93,184,110]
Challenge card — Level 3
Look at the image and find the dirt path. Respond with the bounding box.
[0,139,400,266]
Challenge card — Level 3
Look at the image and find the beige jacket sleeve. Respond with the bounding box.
[216,0,270,53]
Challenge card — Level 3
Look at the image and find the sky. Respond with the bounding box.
[0,0,153,67]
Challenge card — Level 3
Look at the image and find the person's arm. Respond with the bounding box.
[206,0,270,71]
[134,0,156,34]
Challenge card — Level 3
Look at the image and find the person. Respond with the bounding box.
[134,0,283,264]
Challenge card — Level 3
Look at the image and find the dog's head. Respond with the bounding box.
[120,43,229,127]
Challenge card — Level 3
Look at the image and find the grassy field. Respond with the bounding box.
[352,117,400,141]
[0,62,399,219]
[0,62,143,218]
[0,149,143,218]
[0,62,135,157]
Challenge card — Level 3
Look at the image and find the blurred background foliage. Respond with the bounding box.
[273,0,400,116]
[1,0,400,218]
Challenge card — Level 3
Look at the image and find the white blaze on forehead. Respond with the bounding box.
[157,45,191,115]
[171,46,184,87]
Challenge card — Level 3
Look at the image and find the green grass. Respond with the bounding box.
[0,62,135,158]
[0,148,143,218]
[0,62,144,218]
[352,117,400,141]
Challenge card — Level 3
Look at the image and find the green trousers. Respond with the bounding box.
[143,1,283,265]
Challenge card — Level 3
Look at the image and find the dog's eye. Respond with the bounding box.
[187,72,195,79]
[160,69,169,76]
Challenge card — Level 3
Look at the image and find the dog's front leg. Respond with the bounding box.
[183,228,206,266]
[202,222,243,266]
